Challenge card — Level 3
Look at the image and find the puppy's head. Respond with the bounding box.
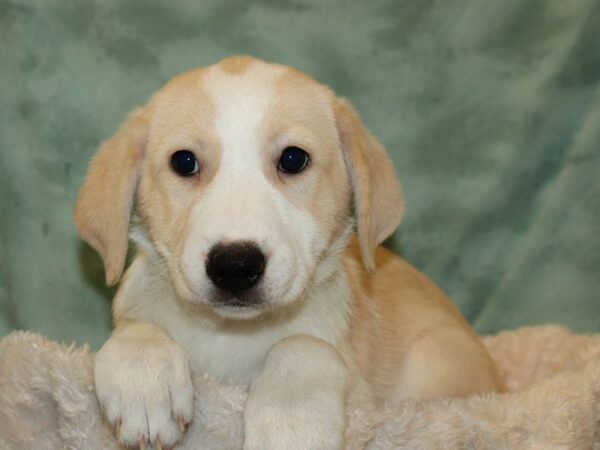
[75,56,404,319]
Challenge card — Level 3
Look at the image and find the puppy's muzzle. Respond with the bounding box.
[206,242,266,296]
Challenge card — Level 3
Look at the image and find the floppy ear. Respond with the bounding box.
[334,98,405,271]
[74,108,148,285]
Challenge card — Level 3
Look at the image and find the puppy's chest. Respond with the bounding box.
[157,297,351,385]
[171,325,282,384]
[123,261,353,384]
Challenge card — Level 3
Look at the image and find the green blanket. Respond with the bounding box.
[1,0,599,350]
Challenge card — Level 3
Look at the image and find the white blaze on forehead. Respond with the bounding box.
[204,62,286,173]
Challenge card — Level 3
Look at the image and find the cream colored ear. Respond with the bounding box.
[334,99,405,270]
[74,108,148,285]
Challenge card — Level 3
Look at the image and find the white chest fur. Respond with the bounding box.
[113,254,352,384]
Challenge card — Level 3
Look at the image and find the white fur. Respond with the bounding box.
[115,248,352,385]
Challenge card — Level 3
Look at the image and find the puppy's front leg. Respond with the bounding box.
[244,334,350,450]
[94,321,194,449]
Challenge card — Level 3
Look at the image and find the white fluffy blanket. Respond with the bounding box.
[0,325,599,449]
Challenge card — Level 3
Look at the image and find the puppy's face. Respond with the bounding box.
[75,56,404,320]
[138,59,350,318]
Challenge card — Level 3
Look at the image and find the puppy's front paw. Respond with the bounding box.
[94,335,194,449]
[243,335,348,450]
[243,402,344,450]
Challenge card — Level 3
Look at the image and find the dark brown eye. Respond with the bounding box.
[278,147,310,174]
[171,150,199,176]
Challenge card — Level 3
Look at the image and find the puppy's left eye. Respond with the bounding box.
[278,147,310,174]
[171,150,199,176]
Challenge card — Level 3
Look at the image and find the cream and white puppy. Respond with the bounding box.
[75,56,504,450]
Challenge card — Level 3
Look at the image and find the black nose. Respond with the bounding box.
[206,242,266,293]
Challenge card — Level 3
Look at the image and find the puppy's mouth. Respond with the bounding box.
[208,288,267,310]
[205,291,270,320]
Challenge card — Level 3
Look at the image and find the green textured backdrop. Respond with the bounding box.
[1,0,599,349]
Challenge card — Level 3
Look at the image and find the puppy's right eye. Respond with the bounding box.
[171,150,199,176]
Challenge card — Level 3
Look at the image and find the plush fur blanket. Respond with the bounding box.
[0,325,598,449]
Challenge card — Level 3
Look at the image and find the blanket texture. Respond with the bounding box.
[1,325,598,449]
[1,0,600,349]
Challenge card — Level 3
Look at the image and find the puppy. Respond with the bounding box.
[75,56,504,450]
